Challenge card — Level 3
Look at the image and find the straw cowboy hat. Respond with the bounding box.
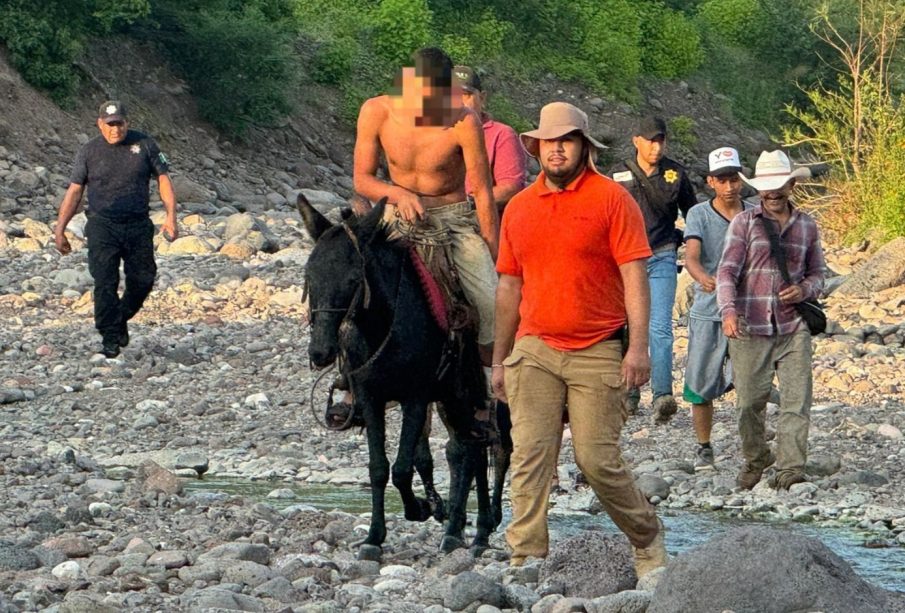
[740,150,810,191]
[520,102,606,167]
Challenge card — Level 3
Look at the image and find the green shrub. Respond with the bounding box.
[576,0,643,96]
[0,0,150,102]
[640,3,704,79]
[152,2,295,135]
[372,0,433,65]
[669,115,697,149]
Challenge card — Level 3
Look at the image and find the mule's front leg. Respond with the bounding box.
[471,442,494,554]
[394,402,434,522]
[440,433,469,553]
[361,401,389,561]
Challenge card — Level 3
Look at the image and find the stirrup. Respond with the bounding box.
[324,377,363,431]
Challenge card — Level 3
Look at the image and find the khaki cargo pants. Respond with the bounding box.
[728,329,813,475]
[503,335,659,561]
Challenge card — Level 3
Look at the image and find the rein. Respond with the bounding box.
[307,223,404,430]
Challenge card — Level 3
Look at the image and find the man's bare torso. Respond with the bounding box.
[372,95,469,208]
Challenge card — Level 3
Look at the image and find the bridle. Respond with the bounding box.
[306,222,403,430]
[306,223,371,323]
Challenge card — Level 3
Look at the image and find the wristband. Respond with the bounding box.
[491,363,504,368]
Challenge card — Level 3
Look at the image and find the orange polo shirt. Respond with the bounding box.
[497,168,652,351]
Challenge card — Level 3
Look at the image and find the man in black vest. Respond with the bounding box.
[609,117,696,423]
[54,101,178,358]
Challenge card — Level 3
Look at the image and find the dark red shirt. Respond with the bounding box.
[717,205,826,336]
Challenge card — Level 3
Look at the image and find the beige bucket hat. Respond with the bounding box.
[520,102,606,162]
[740,150,810,191]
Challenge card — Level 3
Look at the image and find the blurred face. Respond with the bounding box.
[707,173,742,203]
[396,66,460,126]
[539,132,586,184]
[633,134,665,166]
[97,118,128,144]
[759,181,795,217]
[461,89,485,116]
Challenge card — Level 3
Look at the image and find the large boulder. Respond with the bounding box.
[836,237,905,296]
[647,526,890,613]
[538,531,636,598]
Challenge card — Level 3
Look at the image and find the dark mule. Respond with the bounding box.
[299,194,496,560]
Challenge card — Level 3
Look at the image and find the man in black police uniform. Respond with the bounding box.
[609,116,696,423]
[54,101,178,358]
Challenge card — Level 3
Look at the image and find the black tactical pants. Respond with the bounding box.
[85,215,157,343]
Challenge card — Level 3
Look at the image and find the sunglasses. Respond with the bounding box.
[106,121,125,128]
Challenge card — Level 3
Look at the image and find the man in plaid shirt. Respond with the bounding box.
[717,150,826,490]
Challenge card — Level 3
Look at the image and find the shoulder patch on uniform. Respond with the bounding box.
[158,152,168,165]
[613,171,633,183]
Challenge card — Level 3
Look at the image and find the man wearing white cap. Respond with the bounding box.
[716,150,826,490]
[492,102,666,578]
[683,147,753,471]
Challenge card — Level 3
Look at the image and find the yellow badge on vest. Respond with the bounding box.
[664,169,678,184]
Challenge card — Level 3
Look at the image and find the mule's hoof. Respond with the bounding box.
[439,535,466,554]
[430,497,446,523]
[405,498,433,522]
[357,544,382,561]
[470,541,490,557]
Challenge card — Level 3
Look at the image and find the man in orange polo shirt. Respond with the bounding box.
[492,102,667,578]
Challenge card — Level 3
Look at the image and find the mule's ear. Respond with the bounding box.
[357,197,388,246]
[297,193,333,240]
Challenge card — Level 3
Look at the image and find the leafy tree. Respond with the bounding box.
[784,0,905,242]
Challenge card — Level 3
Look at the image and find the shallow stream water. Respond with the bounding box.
[186,479,905,592]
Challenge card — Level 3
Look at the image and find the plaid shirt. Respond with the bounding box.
[717,204,826,336]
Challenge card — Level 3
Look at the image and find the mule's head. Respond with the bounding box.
[298,193,387,368]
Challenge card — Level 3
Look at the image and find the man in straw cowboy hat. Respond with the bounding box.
[717,150,826,490]
[492,102,667,577]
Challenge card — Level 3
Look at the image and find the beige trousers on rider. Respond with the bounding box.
[384,201,497,345]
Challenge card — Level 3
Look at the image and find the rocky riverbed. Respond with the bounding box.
[1,204,904,612]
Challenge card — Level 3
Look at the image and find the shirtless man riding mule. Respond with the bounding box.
[354,46,498,348]
[326,47,500,432]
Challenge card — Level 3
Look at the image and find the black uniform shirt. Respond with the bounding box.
[608,156,696,250]
[69,130,169,221]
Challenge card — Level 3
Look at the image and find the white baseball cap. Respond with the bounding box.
[707,147,742,177]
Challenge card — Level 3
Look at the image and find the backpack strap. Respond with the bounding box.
[757,215,793,285]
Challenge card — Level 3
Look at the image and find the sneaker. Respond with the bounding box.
[769,470,806,490]
[694,446,716,471]
[652,395,678,425]
[633,520,667,578]
[101,339,120,358]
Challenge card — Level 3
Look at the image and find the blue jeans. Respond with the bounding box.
[629,249,676,400]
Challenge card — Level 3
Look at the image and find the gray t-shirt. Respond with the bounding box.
[684,199,754,321]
